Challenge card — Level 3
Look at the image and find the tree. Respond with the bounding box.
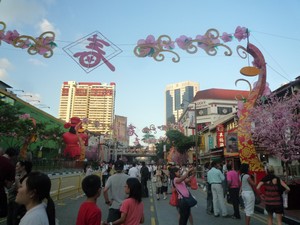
[248,92,300,165]
[165,130,195,154]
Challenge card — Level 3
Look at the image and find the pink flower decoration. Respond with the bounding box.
[221,32,233,42]
[19,113,31,119]
[137,35,157,56]
[3,30,19,44]
[196,34,220,50]
[137,35,157,46]
[82,118,89,124]
[234,26,249,42]
[253,81,271,96]
[175,35,192,50]
[162,41,175,50]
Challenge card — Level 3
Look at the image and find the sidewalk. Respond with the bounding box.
[197,178,300,225]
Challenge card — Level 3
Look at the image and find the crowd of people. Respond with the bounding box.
[1,146,292,225]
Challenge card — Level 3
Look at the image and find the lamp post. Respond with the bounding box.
[182,100,199,174]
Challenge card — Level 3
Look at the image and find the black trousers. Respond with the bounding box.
[141,178,149,197]
[178,199,191,225]
[229,187,240,218]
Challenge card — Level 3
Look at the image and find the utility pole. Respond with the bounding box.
[194,102,199,177]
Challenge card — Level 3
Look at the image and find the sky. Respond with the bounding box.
[1,0,300,143]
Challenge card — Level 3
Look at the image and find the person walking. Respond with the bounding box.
[76,175,102,225]
[204,162,213,215]
[257,165,290,225]
[226,163,241,219]
[207,161,229,218]
[140,162,149,198]
[155,166,163,200]
[104,177,144,225]
[103,160,130,223]
[7,160,33,225]
[161,165,169,200]
[128,163,140,179]
[240,163,256,225]
[0,148,18,218]
[15,171,56,225]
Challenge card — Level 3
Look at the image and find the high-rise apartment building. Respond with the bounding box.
[58,81,116,134]
[165,81,199,123]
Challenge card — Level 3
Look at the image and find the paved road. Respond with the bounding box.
[0,180,288,225]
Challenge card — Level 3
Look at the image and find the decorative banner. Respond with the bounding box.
[134,26,249,63]
[0,21,56,58]
[63,31,122,73]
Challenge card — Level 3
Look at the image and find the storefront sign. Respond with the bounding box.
[216,124,225,147]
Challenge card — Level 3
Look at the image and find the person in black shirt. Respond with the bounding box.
[140,162,150,197]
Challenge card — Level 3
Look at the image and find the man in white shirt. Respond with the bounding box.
[128,163,140,178]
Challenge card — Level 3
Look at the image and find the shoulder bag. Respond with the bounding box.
[175,185,197,207]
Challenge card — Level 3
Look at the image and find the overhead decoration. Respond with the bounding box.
[134,26,249,62]
[63,31,122,73]
[0,21,56,58]
[142,124,157,134]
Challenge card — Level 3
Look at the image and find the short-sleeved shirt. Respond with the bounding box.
[120,198,144,225]
[76,201,102,225]
[105,173,130,209]
[226,170,240,188]
[241,174,252,191]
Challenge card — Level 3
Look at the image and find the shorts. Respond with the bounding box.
[265,204,284,214]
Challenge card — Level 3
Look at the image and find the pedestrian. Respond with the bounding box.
[128,163,140,179]
[207,161,229,218]
[7,160,33,225]
[155,165,163,200]
[101,162,109,188]
[240,163,256,225]
[0,147,18,218]
[15,171,56,225]
[257,165,290,225]
[104,177,144,225]
[76,175,102,225]
[204,162,213,215]
[226,163,241,219]
[140,162,149,198]
[103,160,130,223]
[161,165,169,200]
[172,166,195,225]
[85,164,94,176]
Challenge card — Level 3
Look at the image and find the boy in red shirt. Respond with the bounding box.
[76,175,102,225]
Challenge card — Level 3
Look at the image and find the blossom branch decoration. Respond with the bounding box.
[135,26,249,63]
[0,21,56,58]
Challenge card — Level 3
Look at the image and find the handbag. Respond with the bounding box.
[151,176,157,183]
[169,190,178,206]
[254,192,261,205]
[277,178,285,195]
[175,187,197,207]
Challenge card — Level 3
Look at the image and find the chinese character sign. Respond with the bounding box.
[216,124,225,147]
[63,31,122,73]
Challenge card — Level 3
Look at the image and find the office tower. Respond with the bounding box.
[58,81,116,134]
[165,81,199,124]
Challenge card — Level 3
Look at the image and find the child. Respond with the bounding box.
[105,177,144,225]
[76,175,102,225]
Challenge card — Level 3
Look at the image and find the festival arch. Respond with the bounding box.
[133,26,266,179]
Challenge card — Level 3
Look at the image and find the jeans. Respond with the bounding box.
[206,183,213,213]
[178,198,191,225]
[107,208,121,222]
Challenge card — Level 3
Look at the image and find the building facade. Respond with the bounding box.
[165,81,199,124]
[58,81,116,134]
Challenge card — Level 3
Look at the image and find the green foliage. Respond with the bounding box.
[166,130,195,154]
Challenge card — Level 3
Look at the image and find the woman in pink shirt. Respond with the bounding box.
[226,164,241,219]
[105,178,144,225]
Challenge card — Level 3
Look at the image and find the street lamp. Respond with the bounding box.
[182,99,199,175]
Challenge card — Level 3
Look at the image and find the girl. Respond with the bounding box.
[257,165,290,225]
[240,163,256,225]
[15,172,55,225]
[172,166,194,225]
[105,177,144,225]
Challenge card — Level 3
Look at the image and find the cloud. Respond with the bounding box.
[0,58,13,79]
[37,19,60,37]
[0,0,47,27]
[28,58,46,66]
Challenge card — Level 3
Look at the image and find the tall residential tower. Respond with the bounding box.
[58,81,116,134]
[165,81,199,124]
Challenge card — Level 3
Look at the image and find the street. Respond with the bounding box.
[0,179,287,225]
